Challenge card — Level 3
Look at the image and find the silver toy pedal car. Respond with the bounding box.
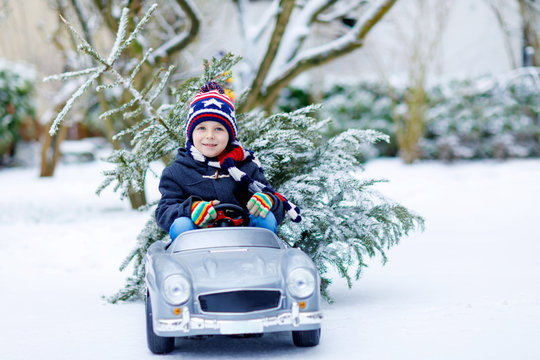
[144,205,322,354]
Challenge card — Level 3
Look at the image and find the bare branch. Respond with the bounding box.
[250,0,281,44]
[487,0,518,69]
[0,0,10,25]
[271,0,338,69]
[150,0,201,63]
[234,0,281,87]
[239,0,296,112]
[92,0,118,33]
[518,0,540,66]
[521,0,540,13]
[70,0,95,48]
[260,0,398,110]
[316,0,368,23]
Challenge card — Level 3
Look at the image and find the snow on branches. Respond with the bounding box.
[235,0,398,112]
[240,106,423,297]
[45,3,422,302]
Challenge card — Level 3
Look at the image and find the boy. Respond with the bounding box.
[155,82,301,242]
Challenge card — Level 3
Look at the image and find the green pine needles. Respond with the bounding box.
[46,4,423,303]
[241,109,423,298]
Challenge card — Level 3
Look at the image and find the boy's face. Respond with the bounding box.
[192,121,229,158]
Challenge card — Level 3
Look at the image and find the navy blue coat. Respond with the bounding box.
[155,148,285,232]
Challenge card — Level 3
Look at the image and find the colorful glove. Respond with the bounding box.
[247,193,273,218]
[191,200,220,227]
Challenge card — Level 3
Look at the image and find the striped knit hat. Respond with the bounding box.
[185,82,237,143]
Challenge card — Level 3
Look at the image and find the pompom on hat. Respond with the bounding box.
[185,81,237,144]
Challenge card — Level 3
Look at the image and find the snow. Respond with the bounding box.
[1,153,540,359]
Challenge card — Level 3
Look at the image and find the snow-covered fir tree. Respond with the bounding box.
[46,5,423,301]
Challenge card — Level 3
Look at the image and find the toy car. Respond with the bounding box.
[144,204,323,354]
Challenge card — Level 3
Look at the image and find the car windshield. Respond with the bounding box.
[170,227,283,253]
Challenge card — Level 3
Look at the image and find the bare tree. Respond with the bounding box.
[374,0,449,163]
[233,0,398,112]
[518,0,540,66]
[488,0,520,69]
[487,0,540,67]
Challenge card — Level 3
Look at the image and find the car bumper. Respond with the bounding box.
[154,302,323,337]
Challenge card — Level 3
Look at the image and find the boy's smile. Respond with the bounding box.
[192,121,229,158]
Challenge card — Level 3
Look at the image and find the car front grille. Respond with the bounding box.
[198,290,281,313]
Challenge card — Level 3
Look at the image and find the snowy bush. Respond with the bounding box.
[281,70,540,162]
[422,72,540,160]
[322,82,398,157]
[0,60,36,164]
[277,82,398,162]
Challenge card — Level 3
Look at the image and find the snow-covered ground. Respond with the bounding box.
[1,152,540,360]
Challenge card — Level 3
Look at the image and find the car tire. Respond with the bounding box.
[146,293,175,354]
[292,328,321,347]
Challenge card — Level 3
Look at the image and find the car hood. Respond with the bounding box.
[173,247,285,289]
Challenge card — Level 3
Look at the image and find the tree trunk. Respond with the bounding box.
[395,85,426,164]
[238,0,295,113]
[518,0,540,66]
[40,119,68,177]
[128,187,147,210]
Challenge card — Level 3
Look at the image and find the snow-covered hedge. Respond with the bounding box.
[280,69,540,161]
[422,69,540,160]
[0,59,36,164]
[321,82,398,157]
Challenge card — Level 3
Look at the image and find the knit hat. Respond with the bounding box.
[185,81,237,143]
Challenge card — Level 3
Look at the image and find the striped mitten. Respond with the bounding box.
[191,200,220,227]
[247,193,273,218]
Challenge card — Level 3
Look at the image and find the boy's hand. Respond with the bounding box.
[247,193,273,218]
[191,200,220,227]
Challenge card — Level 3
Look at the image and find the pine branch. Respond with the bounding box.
[107,215,168,303]
[130,48,153,85]
[45,5,179,144]
[43,67,103,82]
[270,109,423,298]
[107,7,129,64]
[47,69,105,136]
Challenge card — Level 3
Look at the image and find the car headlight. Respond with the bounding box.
[162,274,191,305]
[287,268,316,299]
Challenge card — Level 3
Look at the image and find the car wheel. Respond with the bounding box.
[292,328,321,347]
[146,293,175,354]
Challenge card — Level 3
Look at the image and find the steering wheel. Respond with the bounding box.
[208,203,250,228]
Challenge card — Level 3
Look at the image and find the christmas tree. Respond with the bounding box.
[46,5,424,302]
